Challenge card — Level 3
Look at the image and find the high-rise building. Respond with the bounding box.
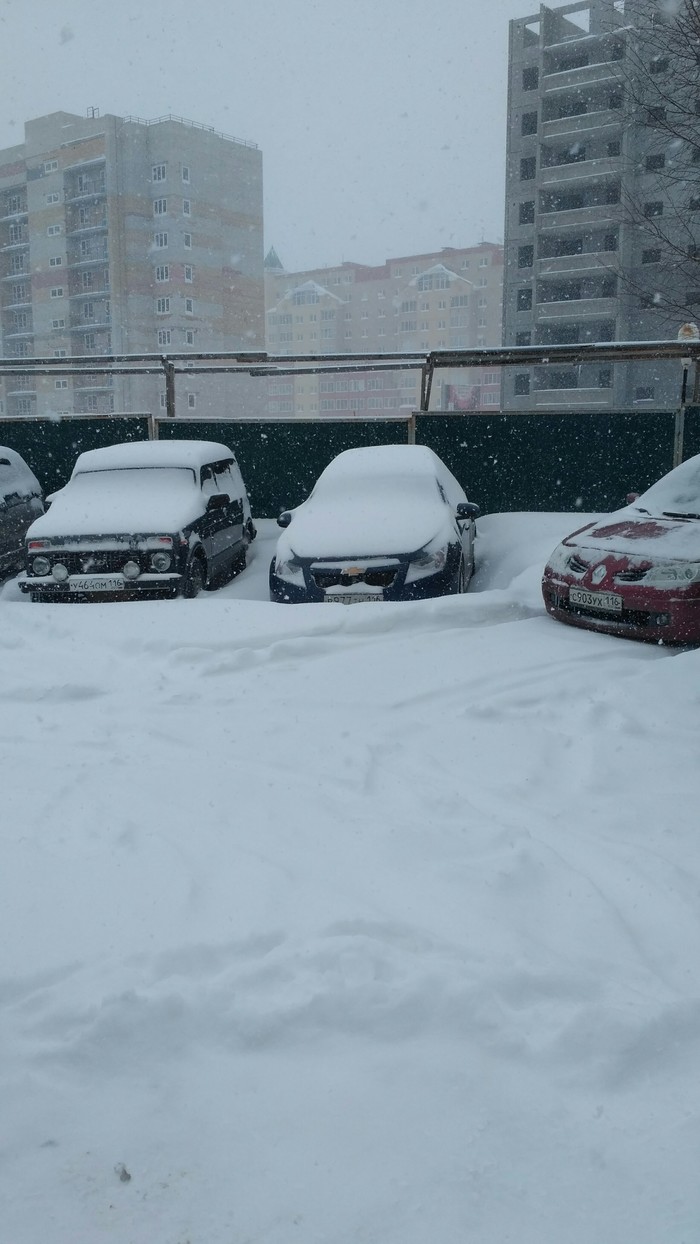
[503,0,687,410]
[0,111,264,419]
[264,243,503,417]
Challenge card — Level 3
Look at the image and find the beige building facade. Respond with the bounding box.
[264,243,504,417]
[0,110,264,420]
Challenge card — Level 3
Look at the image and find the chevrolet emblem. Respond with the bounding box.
[345,566,363,576]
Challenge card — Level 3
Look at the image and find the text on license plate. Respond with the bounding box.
[324,593,383,604]
[569,586,622,612]
[70,575,125,592]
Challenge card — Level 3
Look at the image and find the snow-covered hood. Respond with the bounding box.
[278,488,450,561]
[563,511,700,563]
[27,468,203,540]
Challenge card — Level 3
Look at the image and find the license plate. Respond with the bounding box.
[569,586,622,612]
[69,575,124,592]
[324,593,383,604]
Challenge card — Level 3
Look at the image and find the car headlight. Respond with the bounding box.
[405,538,450,583]
[31,556,51,576]
[643,561,700,586]
[150,551,172,572]
[274,557,305,586]
[52,563,69,582]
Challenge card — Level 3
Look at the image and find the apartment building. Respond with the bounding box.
[0,110,264,419]
[264,243,503,417]
[503,0,687,410]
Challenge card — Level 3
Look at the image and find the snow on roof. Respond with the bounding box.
[72,439,236,476]
[319,444,447,482]
[409,263,471,287]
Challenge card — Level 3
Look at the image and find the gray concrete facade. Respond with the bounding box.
[502,0,687,411]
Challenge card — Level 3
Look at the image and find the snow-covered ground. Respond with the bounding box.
[2,513,699,1244]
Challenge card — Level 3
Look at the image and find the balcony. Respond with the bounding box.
[538,202,622,230]
[539,155,621,186]
[0,208,28,222]
[70,318,111,332]
[535,296,618,321]
[1,237,29,251]
[541,108,625,140]
[542,62,621,92]
[1,298,32,310]
[64,181,106,202]
[67,252,109,268]
[537,251,619,275]
[534,386,613,409]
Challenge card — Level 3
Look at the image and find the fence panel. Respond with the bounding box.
[156,418,410,515]
[0,416,151,494]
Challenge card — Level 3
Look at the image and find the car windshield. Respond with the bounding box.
[634,456,700,519]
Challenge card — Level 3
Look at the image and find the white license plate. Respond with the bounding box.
[324,593,383,604]
[569,587,622,613]
[69,575,124,592]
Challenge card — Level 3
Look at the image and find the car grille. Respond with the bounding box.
[615,567,648,582]
[568,554,589,574]
[30,550,150,575]
[312,567,397,590]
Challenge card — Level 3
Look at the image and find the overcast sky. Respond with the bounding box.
[0,0,532,272]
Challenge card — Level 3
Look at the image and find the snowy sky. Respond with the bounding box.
[0,0,531,271]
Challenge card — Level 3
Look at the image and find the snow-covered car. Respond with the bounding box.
[0,446,44,579]
[269,444,480,604]
[542,452,700,643]
[18,439,255,602]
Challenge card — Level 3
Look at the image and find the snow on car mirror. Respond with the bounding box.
[277,511,292,528]
[626,492,640,505]
[457,501,480,520]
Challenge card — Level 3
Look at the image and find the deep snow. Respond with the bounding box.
[1,513,699,1243]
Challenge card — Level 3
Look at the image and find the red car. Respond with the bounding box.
[542,454,700,644]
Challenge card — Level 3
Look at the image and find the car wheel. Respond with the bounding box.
[232,544,247,577]
[182,554,206,598]
[246,518,257,542]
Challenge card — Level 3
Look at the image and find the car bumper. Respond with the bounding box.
[18,572,182,600]
[269,554,461,604]
[542,576,700,644]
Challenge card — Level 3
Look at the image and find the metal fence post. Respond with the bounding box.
[163,357,176,418]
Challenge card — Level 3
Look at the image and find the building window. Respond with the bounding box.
[155,297,170,314]
[157,329,171,347]
[523,66,539,90]
[47,224,62,236]
[182,165,190,183]
[187,393,196,409]
[521,111,538,135]
[153,198,167,215]
[81,270,94,290]
[185,297,194,314]
[520,156,536,180]
[182,199,191,216]
[51,318,65,329]
[516,331,531,346]
[645,152,665,171]
[599,368,612,388]
[155,264,170,282]
[55,379,69,390]
[635,386,654,400]
[642,248,661,264]
[603,232,618,251]
[46,192,59,204]
[43,159,58,173]
[50,287,64,298]
[646,105,666,124]
[607,140,621,157]
[644,201,663,217]
[84,333,96,351]
[518,244,534,268]
[54,348,67,357]
[650,55,669,73]
[640,294,657,308]
[185,329,194,345]
[514,373,530,396]
[517,288,533,311]
[49,256,62,266]
[519,200,535,224]
[154,231,168,248]
[184,265,193,282]
[152,163,167,182]
[183,232,192,248]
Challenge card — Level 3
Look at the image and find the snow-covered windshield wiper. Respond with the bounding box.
[662,511,700,520]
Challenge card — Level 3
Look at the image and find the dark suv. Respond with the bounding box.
[0,447,44,580]
[18,439,255,601]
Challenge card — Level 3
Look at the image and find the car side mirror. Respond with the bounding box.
[206,493,228,511]
[457,501,480,520]
[277,510,292,528]
[626,492,640,505]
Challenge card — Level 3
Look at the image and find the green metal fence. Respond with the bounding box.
[1,407,698,515]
